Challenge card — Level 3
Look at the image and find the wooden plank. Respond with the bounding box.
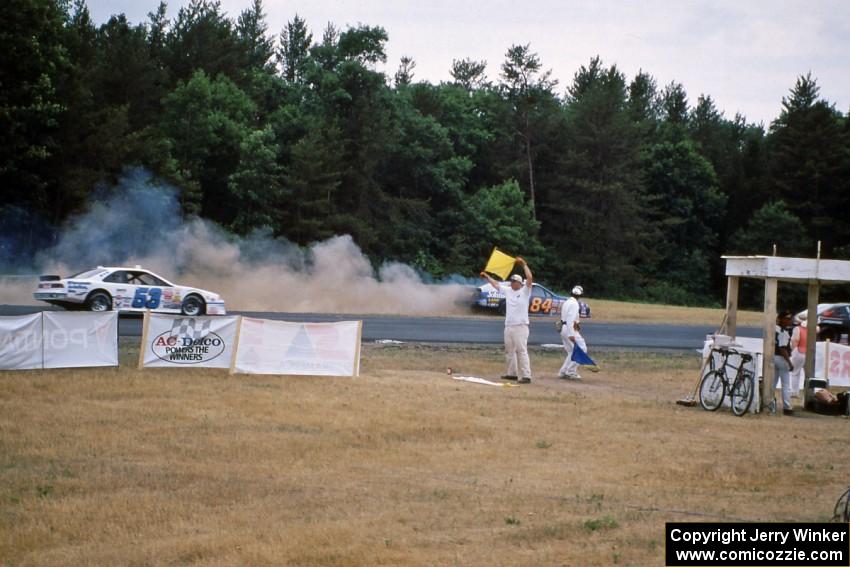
[762,278,778,413]
[803,283,818,408]
[724,276,739,337]
[137,311,151,369]
[724,256,850,283]
[724,256,772,278]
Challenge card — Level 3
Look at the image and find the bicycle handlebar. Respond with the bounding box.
[710,346,754,361]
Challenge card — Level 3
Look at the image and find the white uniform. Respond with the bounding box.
[773,324,793,411]
[558,296,585,378]
[501,283,532,379]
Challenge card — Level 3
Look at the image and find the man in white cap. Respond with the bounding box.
[559,285,586,380]
[480,257,534,383]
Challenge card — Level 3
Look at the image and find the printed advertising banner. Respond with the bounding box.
[232,318,362,377]
[814,341,850,388]
[43,312,118,369]
[140,313,239,369]
[0,313,43,370]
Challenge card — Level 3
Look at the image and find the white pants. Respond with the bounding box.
[790,349,806,394]
[773,355,792,411]
[504,324,531,378]
[559,327,587,376]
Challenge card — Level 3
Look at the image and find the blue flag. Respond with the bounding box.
[571,343,596,366]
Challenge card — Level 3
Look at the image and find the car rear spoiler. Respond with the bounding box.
[39,275,62,282]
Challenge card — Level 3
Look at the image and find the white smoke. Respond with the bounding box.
[1,169,474,315]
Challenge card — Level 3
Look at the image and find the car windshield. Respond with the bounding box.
[68,269,104,279]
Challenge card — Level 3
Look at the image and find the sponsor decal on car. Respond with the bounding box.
[67,281,90,296]
[150,318,226,364]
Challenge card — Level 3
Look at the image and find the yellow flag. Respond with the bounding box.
[484,247,516,280]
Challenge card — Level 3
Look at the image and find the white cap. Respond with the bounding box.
[571,285,584,296]
[509,274,523,283]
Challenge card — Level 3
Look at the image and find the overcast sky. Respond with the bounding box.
[85,0,850,126]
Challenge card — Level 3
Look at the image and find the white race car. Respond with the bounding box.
[33,266,226,316]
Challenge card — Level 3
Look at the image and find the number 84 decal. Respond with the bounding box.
[529,297,553,313]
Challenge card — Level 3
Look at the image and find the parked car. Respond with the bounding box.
[33,266,226,316]
[794,303,850,342]
[471,282,590,318]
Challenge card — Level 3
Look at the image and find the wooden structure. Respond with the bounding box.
[722,255,850,412]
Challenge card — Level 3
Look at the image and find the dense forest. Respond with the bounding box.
[3,0,850,305]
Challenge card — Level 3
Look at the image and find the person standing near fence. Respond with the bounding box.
[480,257,533,384]
[789,318,808,398]
[774,310,795,415]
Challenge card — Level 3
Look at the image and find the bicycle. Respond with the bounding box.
[698,346,756,416]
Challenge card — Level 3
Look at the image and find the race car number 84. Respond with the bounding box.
[530,298,552,313]
[132,287,162,309]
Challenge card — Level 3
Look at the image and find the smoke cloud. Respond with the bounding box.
[1,169,474,315]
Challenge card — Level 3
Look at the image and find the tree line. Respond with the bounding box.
[3,0,850,305]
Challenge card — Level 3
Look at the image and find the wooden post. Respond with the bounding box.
[803,282,819,408]
[825,340,831,382]
[762,278,778,413]
[725,276,739,337]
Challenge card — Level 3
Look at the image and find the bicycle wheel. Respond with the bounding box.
[699,370,726,411]
[730,371,754,416]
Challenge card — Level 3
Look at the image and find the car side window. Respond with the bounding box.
[531,285,552,300]
[103,271,127,284]
[528,285,555,314]
[132,272,168,286]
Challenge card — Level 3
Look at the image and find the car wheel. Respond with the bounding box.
[181,295,205,316]
[86,291,112,312]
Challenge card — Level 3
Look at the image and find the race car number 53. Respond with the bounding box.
[132,287,162,309]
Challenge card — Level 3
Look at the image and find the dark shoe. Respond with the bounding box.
[501,375,518,381]
[518,377,532,384]
[783,409,795,416]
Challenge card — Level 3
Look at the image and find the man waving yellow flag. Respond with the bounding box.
[483,247,516,280]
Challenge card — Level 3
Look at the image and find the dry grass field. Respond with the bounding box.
[1,343,848,566]
[585,299,763,326]
[462,299,762,327]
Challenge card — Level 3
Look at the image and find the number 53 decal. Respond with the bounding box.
[529,297,553,313]
[132,287,162,309]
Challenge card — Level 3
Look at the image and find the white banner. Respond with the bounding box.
[140,313,239,368]
[814,341,850,388]
[43,311,118,368]
[232,318,362,377]
[0,313,43,370]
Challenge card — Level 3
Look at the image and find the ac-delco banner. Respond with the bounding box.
[231,318,362,377]
[139,313,239,369]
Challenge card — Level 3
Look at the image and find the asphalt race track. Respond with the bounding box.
[1,305,761,351]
